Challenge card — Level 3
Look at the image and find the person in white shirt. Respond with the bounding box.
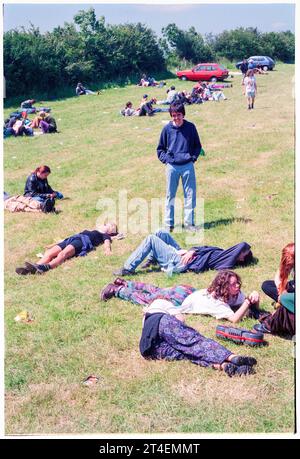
[143,270,261,323]
[243,69,257,110]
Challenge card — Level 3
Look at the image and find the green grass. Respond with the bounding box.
[4,63,294,434]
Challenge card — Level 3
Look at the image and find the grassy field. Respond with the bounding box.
[4,64,295,435]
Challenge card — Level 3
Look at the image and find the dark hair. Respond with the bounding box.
[170,85,175,90]
[207,270,242,303]
[34,165,51,175]
[169,102,185,117]
[125,101,132,108]
[242,250,254,265]
[236,249,254,266]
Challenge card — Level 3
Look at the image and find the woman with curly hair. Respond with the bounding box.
[101,270,261,323]
[179,270,261,323]
[261,243,295,303]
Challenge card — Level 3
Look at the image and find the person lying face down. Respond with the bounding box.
[16,222,118,275]
[113,229,254,277]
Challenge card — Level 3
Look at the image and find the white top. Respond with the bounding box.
[167,89,177,103]
[144,289,246,320]
[244,76,256,93]
[181,289,246,320]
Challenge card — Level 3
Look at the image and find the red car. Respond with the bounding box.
[176,63,229,82]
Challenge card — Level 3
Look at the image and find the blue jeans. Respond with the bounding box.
[165,162,196,228]
[124,229,185,274]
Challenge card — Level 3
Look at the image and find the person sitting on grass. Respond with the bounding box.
[21,99,36,109]
[8,113,33,136]
[253,292,295,337]
[39,111,58,134]
[139,307,257,377]
[24,165,63,211]
[157,86,178,105]
[113,229,254,277]
[138,94,155,116]
[120,101,138,116]
[16,222,118,275]
[101,270,261,322]
[75,82,97,96]
[31,111,46,129]
[261,242,295,304]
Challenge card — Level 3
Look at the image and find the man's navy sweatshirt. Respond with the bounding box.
[157,120,202,165]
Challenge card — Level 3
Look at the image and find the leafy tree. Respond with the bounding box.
[213,27,262,60]
[162,23,214,63]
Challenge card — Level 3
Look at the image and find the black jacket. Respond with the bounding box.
[24,173,54,198]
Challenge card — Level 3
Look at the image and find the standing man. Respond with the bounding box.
[157,102,202,231]
[240,58,249,84]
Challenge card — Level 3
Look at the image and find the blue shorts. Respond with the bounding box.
[246,90,255,98]
[57,238,83,256]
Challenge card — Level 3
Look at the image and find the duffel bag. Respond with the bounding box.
[216,324,265,347]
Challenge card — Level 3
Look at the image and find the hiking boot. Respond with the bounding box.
[16,266,30,275]
[113,277,128,287]
[113,268,135,276]
[25,261,49,274]
[230,356,257,367]
[100,283,121,301]
[253,323,272,334]
[224,363,255,377]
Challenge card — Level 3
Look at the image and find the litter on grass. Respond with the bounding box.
[14,310,34,323]
[82,375,100,386]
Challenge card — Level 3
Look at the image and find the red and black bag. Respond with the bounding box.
[216,325,265,347]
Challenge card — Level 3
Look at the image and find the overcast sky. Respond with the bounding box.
[3,2,295,36]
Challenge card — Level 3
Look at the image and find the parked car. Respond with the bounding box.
[236,56,275,71]
[176,63,229,82]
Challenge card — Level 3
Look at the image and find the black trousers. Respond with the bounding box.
[261,280,279,302]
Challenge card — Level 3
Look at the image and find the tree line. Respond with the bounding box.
[4,7,295,99]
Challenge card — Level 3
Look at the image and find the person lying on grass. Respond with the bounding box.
[101,270,262,323]
[113,229,254,277]
[139,306,257,377]
[16,222,118,275]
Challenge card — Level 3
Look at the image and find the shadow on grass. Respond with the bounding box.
[4,70,177,109]
[204,217,253,229]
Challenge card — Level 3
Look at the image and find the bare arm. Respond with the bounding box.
[227,291,260,323]
[103,239,112,256]
[227,299,251,324]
